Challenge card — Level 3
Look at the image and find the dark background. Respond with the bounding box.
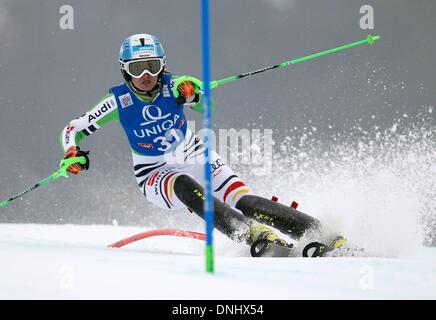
[0,1,434,230]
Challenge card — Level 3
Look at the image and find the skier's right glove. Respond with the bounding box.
[63,146,90,175]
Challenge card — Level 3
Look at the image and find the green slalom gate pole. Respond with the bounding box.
[0,157,86,208]
[210,35,380,89]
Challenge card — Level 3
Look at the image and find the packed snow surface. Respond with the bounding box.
[0,224,435,299]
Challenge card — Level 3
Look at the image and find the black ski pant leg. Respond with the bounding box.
[235,194,321,240]
[173,174,252,243]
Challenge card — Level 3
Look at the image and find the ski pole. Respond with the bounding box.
[173,35,380,96]
[0,157,86,208]
[211,34,380,88]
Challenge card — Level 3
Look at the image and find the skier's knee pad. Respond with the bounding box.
[235,194,321,239]
[173,174,204,211]
[174,174,252,242]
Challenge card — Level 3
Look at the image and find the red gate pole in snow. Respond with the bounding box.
[108,229,206,249]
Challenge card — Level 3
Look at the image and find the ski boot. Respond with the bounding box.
[247,221,294,257]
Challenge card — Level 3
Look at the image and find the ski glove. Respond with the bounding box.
[176,80,200,106]
[63,146,90,175]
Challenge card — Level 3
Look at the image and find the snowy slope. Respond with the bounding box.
[0,224,435,299]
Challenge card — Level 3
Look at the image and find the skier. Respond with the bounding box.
[60,34,344,256]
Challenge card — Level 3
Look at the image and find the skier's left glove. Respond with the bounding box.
[63,146,90,175]
[176,80,200,106]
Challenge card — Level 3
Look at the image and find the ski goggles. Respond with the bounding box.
[120,58,165,78]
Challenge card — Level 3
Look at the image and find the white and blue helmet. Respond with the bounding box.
[119,34,166,81]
